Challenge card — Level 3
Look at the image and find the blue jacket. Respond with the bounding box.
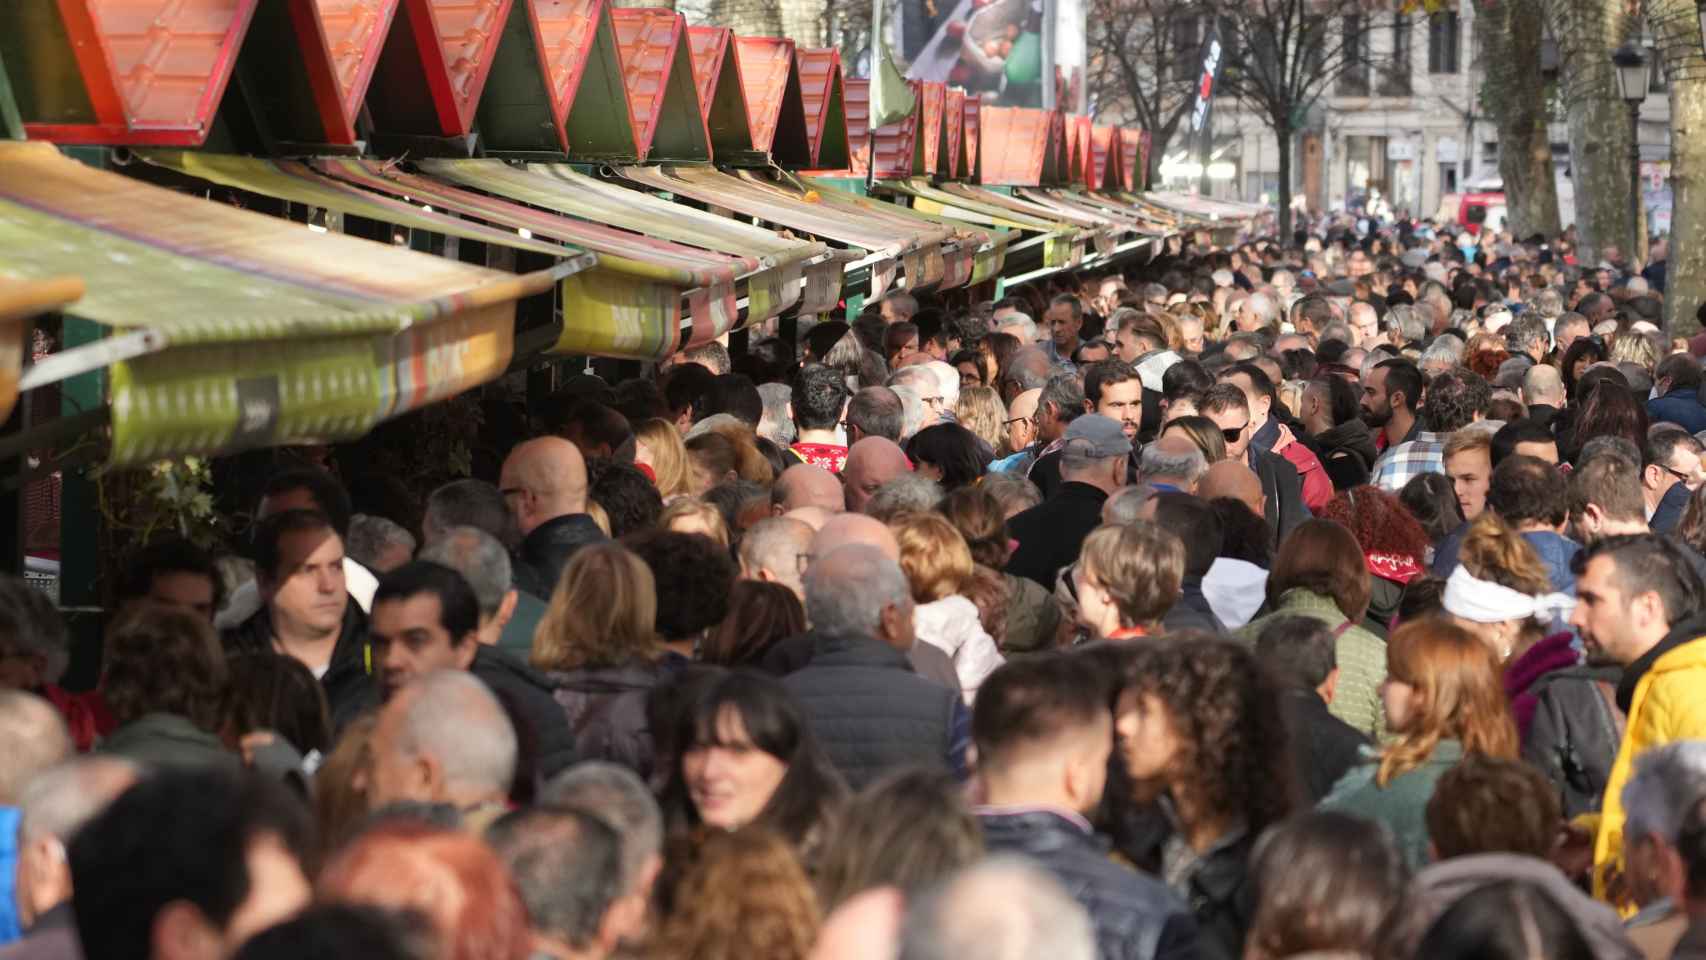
[1653,480,1692,535]
[1432,526,1579,596]
[1649,388,1706,435]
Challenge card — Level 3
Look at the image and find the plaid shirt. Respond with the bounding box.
[1370,431,1447,492]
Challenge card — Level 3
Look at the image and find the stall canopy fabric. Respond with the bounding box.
[619,164,957,294]
[0,141,569,465]
[142,151,765,358]
[417,159,841,318]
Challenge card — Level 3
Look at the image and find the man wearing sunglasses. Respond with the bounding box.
[1219,363,1332,513]
[1199,383,1310,544]
[1644,427,1705,535]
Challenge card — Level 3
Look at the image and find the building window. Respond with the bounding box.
[1428,12,1459,74]
[1381,15,1413,95]
[1338,15,1370,94]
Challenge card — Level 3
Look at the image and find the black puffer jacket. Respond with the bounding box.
[1522,664,1625,818]
[511,513,607,599]
[223,601,373,733]
[472,645,578,780]
[545,658,684,785]
[780,632,959,790]
[979,809,1200,960]
[1312,420,1379,491]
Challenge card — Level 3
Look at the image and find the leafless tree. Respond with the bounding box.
[1085,0,1209,185]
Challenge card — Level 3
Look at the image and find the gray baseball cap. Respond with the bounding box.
[1063,414,1132,459]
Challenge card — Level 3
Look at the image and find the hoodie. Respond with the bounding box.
[1311,420,1380,490]
[913,595,1004,704]
[1391,854,1639,960]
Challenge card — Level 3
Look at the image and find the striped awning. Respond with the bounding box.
[0,141,570,464]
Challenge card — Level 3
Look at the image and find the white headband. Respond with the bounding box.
[1442,565,1576,624]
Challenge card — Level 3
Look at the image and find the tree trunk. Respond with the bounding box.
[1277,124,1293,239]
[1483,0,1560,237]
[1651,0,1705,335]
[1544,0,1633,263]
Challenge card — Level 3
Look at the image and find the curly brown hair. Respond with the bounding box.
[1120,640,1297,834]
[102,603,227,732]
[1319,486,1430,570]
[649,827,820,960]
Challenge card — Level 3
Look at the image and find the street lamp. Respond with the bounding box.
[1612,42,1648,264]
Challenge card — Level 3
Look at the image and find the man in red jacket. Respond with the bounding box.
[1219,363,1333,512]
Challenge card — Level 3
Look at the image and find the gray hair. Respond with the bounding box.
[542,761,664,896]
[1531,287,1565,320]
[1623,741,1706,845]
[424,479,513,548]
[1246,292,1279,329]
[393,670,516,798]
[488,805,623,950]
[805,544,912,638]
[865,474,944,523]
[888,383,929,441]
[1388,304,1428,343]
[346,514,415,572]
[418,526,513,617]
[738,517,814,580]
[1504,316,1549,354]
[1320,322,1356,346]
[18,756,138,844]
[997,314,1038,343]
[756,382,796,446]
[1419,340,1462,377]
[980,473,1042,516]
[1003,347,1053,394]
[1040,373,1085,421]
[1102,484,1154,524]
[888,365,940,396]
[0,691,72,805]
[898,856,1096,960]
[1137,443,1207,487]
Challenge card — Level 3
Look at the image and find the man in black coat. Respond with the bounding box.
[1252,615,1369,802]
[1007,415,1133,588]
[781,544,967,790]
[499,437,608,598]
[1202,383,1310,543]
[974,654,1200,960]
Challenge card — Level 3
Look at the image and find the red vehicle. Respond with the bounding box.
[1457,191,1507,235]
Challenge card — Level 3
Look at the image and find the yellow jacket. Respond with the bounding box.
[1594,632,1706,909]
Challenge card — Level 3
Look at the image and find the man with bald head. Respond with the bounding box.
[991,389,1042,474]
[500,436,607,597]
[1521,363,1566,430]
[1199,459,1266,519]
[773,464,845,515]
[781,544,968,788]
[784,506,832,530]
[843,438,912,514]
[738,517,816,601]
[811,512,901,561]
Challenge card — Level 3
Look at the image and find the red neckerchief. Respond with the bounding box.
[1367,551,1424,584]
[1104,626,1149,641]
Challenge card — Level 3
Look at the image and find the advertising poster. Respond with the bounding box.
[901,0,1084,110]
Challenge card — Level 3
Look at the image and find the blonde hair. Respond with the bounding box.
[891,512,975,603]
[659,497,732,548]
[1441,426,1493,463]
[1079,522,1184,629]
[650,828,820,960]
[532,542,662,671]
[1457,512,1551,596]
[1609,331,1659,369]
[637,418,692,498]
[956,385,1007,455]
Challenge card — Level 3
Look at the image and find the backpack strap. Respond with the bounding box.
[1333,620,1357,638]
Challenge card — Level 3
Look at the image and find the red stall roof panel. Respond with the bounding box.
[843,76,870,176]
[685,26,753,156]
[1118,126,1142,192]
[916,81,943,175]
[368,0,510,138]
[611,9,708,161]
[942,87,964,181]
[731,35,810,165]
[422,0,509,130]
[29,0,258,145]
[962,96,980,180]
[1091,124,1115,190]
[870,80,918,180]
[795,46,848,169]
[315,0,398,118]
[978,105,1047,187]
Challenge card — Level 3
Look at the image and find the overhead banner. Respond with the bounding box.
[1188,24,1224,158]
[902,0,1049,108]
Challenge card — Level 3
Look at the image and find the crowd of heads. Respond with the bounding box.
[7,222,1706,960]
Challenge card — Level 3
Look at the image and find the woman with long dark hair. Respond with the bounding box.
[1559,335,1607,402]
[658,670,847,861]
[1563,381,1648,466]
[905,423,992,491]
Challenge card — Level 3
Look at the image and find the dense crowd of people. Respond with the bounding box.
[5,221,1706,960]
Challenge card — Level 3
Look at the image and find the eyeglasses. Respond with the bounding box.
[1003,416,1031,428]
[1221,422,1249,443]
[1666,465,1703,488]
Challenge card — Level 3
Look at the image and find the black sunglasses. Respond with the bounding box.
[1221,423,1248,443]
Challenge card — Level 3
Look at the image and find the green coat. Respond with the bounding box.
[1321,738,1464,870]
[1235,588,1388,740]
